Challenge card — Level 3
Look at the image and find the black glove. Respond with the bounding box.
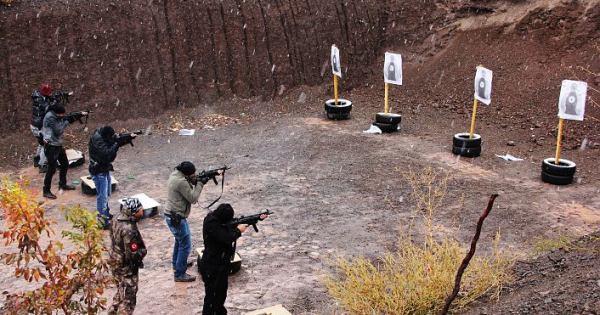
[199,176,210,185]
[188,176,198,186]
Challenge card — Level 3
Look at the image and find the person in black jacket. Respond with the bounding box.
[88,125,137,229]
[30,84,55,173]
[199,204,268,315]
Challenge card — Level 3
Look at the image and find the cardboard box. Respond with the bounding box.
[80,175,118,195]
[119,193,160,218]
[196,248,242,274]
[65,149,85,167]
[244,304,293,315]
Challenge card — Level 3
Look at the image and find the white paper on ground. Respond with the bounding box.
[495,154,524,162]
[178,129,195,136]
[363,125,382,134]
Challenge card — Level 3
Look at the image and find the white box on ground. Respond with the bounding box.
[244,304,293,315]
[120,193,160,217]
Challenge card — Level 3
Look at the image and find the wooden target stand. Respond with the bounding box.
[196,248,242,275]
[324,44,353,120]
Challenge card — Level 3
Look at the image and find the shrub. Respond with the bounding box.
[322,167,514,315]
[0,177,111,315]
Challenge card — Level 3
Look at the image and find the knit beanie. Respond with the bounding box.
[48,104,66,114]
[213,203,234,223]
[176,161,196,176]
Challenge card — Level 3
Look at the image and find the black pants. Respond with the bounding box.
[43,145,69,193]
[200,263,229,315]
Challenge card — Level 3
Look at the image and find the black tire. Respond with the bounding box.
[453,133,482,148]
[324,99,353,114]
[372,122,399,133]
[452,145,481,157]
[541,170,573,185]
[326,112,350,120]
[542,158,576,176]
[375,112,402,124]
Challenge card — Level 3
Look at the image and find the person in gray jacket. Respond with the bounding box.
[164,161,222,282]
[41,104,88,199]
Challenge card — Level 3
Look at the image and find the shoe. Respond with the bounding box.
[43,191,57,199]
[33,156,40,167]
[38,166,48,173]
[172,260,194,270]
[59,184,76,190]
[174,273,196,282]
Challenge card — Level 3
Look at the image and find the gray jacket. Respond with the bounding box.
[165,170,204,218]
[42,111,70,146]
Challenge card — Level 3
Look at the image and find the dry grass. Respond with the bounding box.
[322,167,515,315]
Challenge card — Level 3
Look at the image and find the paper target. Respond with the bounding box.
[383,52,402,85]
[474,66,493,105]
[331,45,341,78]
[558,80,587,121]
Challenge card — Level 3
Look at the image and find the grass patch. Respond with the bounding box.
[322,167,515,315]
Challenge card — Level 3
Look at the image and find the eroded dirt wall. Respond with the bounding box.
[0,0,449,134]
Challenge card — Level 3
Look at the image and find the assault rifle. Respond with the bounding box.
[114,130,144,146]
[64,110,92,125]
[224,209,273,232]
[52,91,74,105]
[196,165,230,185]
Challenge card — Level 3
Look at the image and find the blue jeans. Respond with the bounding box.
[165,215,192,277]
[92,172,112,227]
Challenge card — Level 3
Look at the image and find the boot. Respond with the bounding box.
[59,184,76,190]
[43,191,57,199]
[174,273,196,282]
[39,165,48,173]
[33,156,40,167]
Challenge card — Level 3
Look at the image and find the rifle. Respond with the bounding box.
[114,130,144,146]
[52,91,74,105]
[64,110,92,125]
[224,209,273,232]
[196,165,230,185]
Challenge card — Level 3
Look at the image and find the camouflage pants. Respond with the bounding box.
[108,273,139,315]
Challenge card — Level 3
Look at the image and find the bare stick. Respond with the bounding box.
[439,194,499,315]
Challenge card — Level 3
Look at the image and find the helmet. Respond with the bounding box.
[39,84,54,97]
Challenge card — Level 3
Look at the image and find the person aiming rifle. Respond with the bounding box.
[88,126,140,229]
[199,204,269,315]
[40,103,88,199]
[164,161,225,282]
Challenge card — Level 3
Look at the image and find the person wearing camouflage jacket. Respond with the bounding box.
[109,198,147,315]
[30,84,55,172]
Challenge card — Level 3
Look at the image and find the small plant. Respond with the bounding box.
[0,177,111,315]
[322,167,514,315]
[1,0,16,7]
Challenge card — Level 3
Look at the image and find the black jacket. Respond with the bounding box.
[30,90,55,128]
[88,126,129,175]
[201,211,241,268]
